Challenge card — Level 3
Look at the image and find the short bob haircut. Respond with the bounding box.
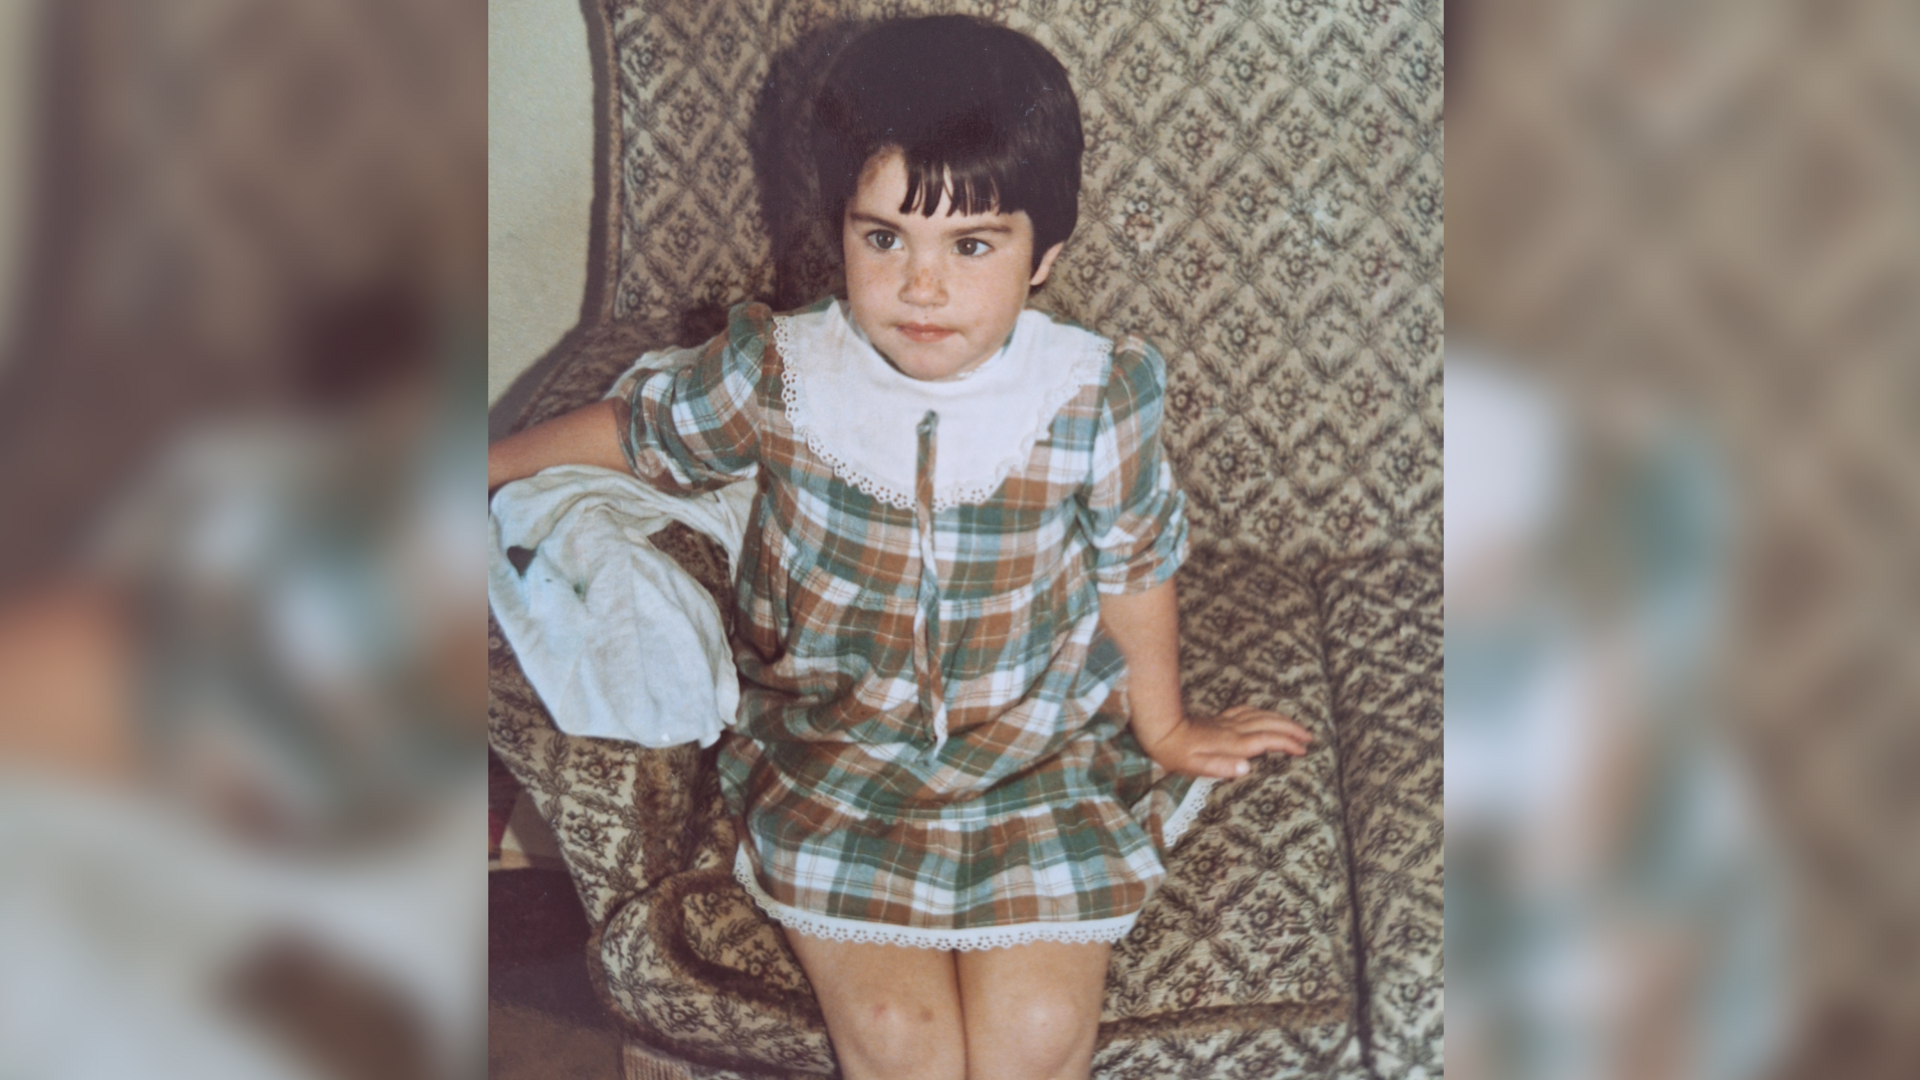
[811,16,1084,272]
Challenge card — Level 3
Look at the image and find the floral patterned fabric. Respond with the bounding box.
[492,0,1443,1076]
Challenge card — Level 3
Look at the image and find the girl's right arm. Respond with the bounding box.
[487,400,630,494]
[492,305,769,497]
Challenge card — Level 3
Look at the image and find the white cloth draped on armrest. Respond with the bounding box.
[487,462,755,749]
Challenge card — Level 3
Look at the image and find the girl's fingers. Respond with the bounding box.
[1244,720,1312,742]
[1215,706,1312,740]
[1217,717,1313,744]
[1192,740,1309,774]
[1188,723,1307,755]
[1192,748,1287,778]
[1173,718,1312,775]
[1234,731,1310,756]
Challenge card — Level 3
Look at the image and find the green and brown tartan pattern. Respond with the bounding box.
[618,298,1201,939]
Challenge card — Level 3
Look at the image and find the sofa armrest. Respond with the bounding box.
[488,611,716,926]
[489,314,744,927]
[506,315,713,432]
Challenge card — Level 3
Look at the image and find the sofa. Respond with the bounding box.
[488,2,1443,1077]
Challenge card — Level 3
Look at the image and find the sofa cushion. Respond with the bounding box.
[1317,552,1445,1079]
[1092,544,1365,1080]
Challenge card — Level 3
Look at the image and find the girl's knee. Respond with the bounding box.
[832,996,966,1080]
[967,994,1100,1079]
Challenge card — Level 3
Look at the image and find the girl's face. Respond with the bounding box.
[842,149,1063,382]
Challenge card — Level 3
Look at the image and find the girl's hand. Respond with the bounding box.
[1135,705,1313,780]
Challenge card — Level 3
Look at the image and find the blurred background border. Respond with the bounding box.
[1448,1,1919,1078]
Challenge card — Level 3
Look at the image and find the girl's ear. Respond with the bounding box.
[1029,242,1066,288]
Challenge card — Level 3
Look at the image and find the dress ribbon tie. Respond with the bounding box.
[912,410,948,758]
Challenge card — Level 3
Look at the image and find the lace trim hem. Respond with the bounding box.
[1162,776,1219,851]
[773,311,1109,512]
[731,843,1141,951]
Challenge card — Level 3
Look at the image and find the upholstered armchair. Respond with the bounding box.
[488,2,1442,1077]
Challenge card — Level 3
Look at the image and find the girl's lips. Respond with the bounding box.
[898,324,956,343]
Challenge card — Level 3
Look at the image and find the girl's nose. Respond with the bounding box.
[900,257,945,306]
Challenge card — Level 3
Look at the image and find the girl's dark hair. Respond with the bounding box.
[811,16,1083,271]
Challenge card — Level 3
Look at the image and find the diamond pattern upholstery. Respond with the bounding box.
[491,2,1443,1076]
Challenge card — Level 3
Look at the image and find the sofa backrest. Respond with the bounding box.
[587,0,1441,562]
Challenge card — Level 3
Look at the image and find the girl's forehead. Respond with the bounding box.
[852,150,1019,224]
[856,147,911,182]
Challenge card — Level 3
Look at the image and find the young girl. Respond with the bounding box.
[488,16,1310,1080]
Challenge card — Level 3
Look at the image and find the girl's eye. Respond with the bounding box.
[955,238,991,257]
[866,231,900,252]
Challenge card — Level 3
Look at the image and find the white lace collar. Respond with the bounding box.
[774,299,1109,511]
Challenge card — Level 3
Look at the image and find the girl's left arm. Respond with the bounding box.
[1098,579,1311,780]
[1085,338,1311,777]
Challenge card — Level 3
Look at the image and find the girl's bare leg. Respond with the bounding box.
[780,927,967,1080]
[956,940,1112,1080]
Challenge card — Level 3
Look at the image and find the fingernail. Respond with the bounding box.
[1235,761,1249,776]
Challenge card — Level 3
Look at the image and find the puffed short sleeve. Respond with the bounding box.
[1075,336,1189,594]
[618,304,768,493]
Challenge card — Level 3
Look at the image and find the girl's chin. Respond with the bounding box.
[878,342,981,382]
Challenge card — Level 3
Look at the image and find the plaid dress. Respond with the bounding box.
[620,297,1214,950]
